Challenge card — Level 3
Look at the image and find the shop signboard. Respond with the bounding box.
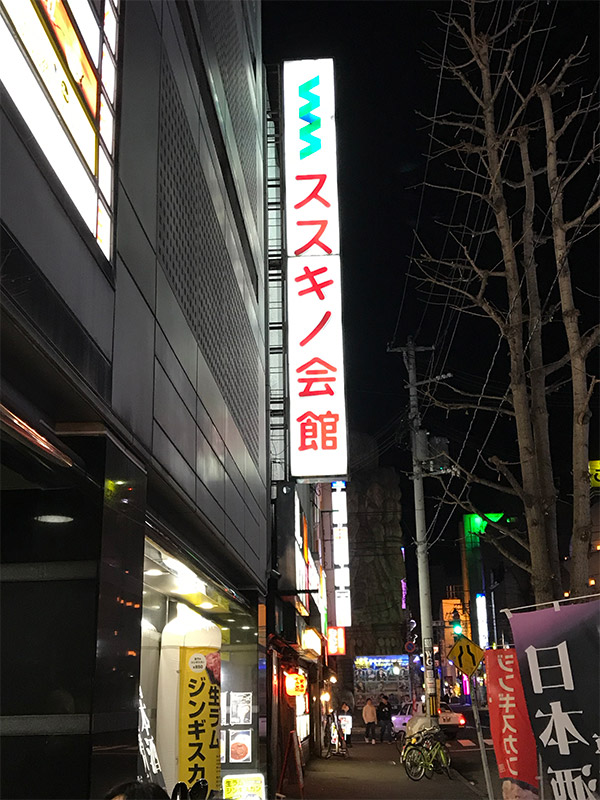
[353,655,410,710]
[222,773,265,800]
[178,647,221,791]
[485,649,538,795]
[283,58,347,480]
[327,626,346,656]
[508,598,600,800]
[138,686,166,788]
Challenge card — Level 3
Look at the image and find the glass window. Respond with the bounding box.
[140,538,258,791]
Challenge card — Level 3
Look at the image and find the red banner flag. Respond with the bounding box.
[485,648,539,794]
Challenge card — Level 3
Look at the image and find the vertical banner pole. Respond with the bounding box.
[470,674,494,800]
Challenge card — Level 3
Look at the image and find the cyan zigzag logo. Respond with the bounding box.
[299,76,321,159]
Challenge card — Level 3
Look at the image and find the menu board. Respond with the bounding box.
[221,692,253,764]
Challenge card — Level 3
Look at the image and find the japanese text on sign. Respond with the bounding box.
[178,647,221,792]
[509,599,600,800]
[284,59,347,479]
[222,773,265,800]
[485,649,538,791]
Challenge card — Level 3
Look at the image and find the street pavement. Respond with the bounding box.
[279,720,505,800]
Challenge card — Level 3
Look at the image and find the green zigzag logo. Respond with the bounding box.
[299,76,321,159]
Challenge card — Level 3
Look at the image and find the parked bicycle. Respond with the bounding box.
[400,726,451,781]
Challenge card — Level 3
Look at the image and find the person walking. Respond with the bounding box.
[377,694,393,743]
[362,697,377,744]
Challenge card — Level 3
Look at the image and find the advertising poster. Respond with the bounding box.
[485,649,538,798]
[353,656,410,710]
[230,692,252,725]
[178,647,221,791]
[509,599,600,800]
[222,773,265,800]
[229,730,252,764]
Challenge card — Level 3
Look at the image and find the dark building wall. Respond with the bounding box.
[1,0,267,586]
[114,0,267,579]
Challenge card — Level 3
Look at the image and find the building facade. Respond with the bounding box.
[1,1,268,797]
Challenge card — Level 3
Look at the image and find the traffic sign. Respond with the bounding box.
[405,641,416,653]
[447,635,485,677]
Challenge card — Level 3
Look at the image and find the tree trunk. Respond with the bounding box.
[478,38,555,603]
[539,86,593,598]
[517,132,562,598]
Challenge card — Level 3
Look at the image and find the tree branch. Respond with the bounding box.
[564,197,600,231]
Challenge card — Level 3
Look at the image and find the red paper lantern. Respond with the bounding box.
[285,672,307,696]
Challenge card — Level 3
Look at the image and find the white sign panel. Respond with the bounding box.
[283,59,347,479]
[335,589,352,628]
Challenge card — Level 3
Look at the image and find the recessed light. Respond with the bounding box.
[227,619,235,623]
[241,626,250,630]
[34,515,74,523]
[199,602,215,609]
[144,569,164,576]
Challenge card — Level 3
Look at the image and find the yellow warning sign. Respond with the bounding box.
[447,635,485,678]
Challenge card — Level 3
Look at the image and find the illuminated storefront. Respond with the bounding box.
[140,538,260,793]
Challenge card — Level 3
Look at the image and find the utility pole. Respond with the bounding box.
[389,337,445,729]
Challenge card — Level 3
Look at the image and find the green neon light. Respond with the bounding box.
[464,513,504,548]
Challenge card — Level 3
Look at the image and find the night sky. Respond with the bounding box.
[262,1,600,601]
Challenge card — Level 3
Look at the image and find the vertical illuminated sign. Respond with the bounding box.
[283,59,347,479]
[475,593,489,649]
[330,480,351,627]
[327,626,346,656]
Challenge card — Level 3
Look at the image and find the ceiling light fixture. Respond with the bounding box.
[34,514,74,523]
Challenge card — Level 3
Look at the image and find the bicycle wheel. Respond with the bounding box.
[437,744,452,778]
[395,731,405,759]
[404,746,426,781]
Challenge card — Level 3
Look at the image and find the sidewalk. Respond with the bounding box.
[279,738,494,800]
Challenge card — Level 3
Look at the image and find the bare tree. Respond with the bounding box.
[413,0,599,603]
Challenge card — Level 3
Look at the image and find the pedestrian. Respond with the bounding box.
[104,781,170,799]
[377,694,393,743]
[362,697,377,744]
[339,701,353,747]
